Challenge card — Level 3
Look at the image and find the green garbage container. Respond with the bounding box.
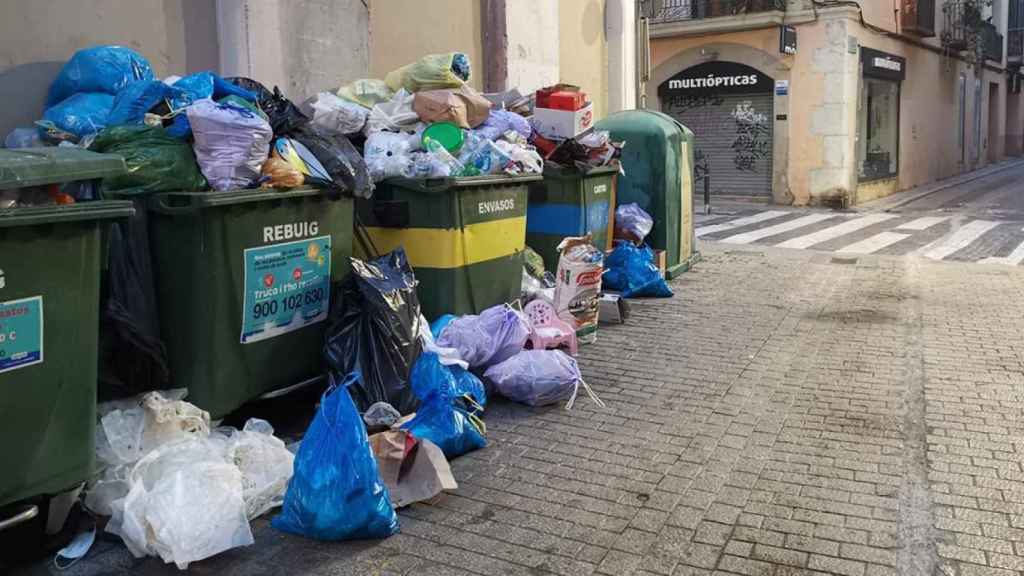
[526,164,618,271]
[358,174,539,320]
[595,110,697,278]
[144,188,353,418]
[0,148,132,540]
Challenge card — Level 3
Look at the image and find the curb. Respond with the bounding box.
[864,159,1024,212]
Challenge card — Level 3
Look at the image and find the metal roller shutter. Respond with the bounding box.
[665,92,773,197]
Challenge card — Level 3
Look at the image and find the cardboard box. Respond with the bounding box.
[598,293,630,324]
[652,249,667,278]
[532,103,594,140]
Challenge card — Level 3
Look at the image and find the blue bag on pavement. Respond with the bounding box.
[272,372,399,541]
[41,92,115,138]
[403,353,486,459]
[47,45,154,106]
[604,241,673,298]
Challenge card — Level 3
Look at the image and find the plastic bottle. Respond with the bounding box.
[423,136,465,176]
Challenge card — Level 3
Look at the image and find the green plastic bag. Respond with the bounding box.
[384,53,467,93]
[90,125,207,193]
[336,79,393,108]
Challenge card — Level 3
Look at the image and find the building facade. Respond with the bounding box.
[650,0,1024,205]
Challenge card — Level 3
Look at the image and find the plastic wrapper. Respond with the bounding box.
[324,248,424,416]
[47,45,154,106]
[615,203,654,243]
[435,304,530,369]
[5,127,45,148]
[225,77,309,137]
[260,155,305,189]
[604,241,674,298]
[272,372,400,541]
[385,52,469,93]
[413,85,491,129]
[41,92,114,139]
[90,125,207,192]
[363,402,402,428]
[292,126,373,199]
[473,109,532,141]
[108,439,253,569]
[310,91,368,135]
[553,235,604,343]
[494,139,543,174]
[187,98,273,191]
[484,350,604,409]
[364,131,413,182]
[221,419,296,520]
[337,79,394,108]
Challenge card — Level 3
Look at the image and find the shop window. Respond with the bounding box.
[857,78,900,181]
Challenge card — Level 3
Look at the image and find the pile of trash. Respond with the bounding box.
[86,390,294,569]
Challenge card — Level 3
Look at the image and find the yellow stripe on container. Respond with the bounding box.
[365,216,526,269]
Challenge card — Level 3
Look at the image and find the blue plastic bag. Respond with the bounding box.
[403,353,486,459]
[47,46,153,107]
[272,372,399,541]
[430,314,457,338]
[603,241,673,298]
[171,72,257,110]
[107,80,186,126]
[41,92,115,138]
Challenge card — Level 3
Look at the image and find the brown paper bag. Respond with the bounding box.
[413,85,492,129]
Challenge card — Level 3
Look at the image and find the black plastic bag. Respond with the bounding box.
[324,249,423,416]
[225,77,309,137]
[291,126,373,199]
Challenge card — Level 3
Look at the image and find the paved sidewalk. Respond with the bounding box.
[18,245,1024,576]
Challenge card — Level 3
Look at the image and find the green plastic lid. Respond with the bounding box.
[422,122,464,153]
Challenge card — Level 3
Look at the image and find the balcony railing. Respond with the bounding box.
[651,0,785,23]
[1009,28,1024,63]
[942,0,977,51]
[901,0,936,36]
[981,21,1004,62]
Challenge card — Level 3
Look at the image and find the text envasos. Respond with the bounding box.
[478,198,515,215]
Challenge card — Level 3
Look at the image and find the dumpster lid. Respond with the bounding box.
[542,163,620,179]
[384,173,543,194]
[0,148,128,191]
[0,200,134,229]
[148,187,332,215]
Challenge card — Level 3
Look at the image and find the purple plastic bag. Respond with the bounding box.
[483,350,605,409]
[435,304,529,369]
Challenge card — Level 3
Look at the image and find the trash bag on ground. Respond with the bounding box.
[603,241,674,298]
[385,52,470,93]
[310,91,369,135]
[402,353,486,459]
[107,439,253,569]
[220,419,295,520]
[225,77,309,137]
[413,85,491,129]
[187,98,273,190]
[435,304,530,369]
[91,125,207,192]
[47,45,154,107]
[484,350,605,409]
[292,126,374,199]
[324,248,424,416]
[41,92,115,139]
[614,203,654,244]
[272,372,400,541]
[337,79,394,108]
[553,235,604,344]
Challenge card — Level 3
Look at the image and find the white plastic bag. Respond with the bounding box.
[310,92,368,135]
[109,439,253,570]
[364,89,419,135]
[221,419,295,520]
[364,131,413,182]
[187,98,273,190]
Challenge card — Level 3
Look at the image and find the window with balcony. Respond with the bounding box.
[652,0,785,22]
[902,0,937,36]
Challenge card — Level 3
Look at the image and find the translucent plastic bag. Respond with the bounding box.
[272,372,400,541]
[41,92,114,139]
[365,89,419,135]
[435,304,530,369]
[221,419,295,520]
[187,98,273,190]
[614,203,654,243]
[47,45,154,106]
[484,350,604,409]
[337,79,394,108]
[385,52,469,93]
[603,241,673,298]
[310,91,368,135]
[5,127,44,148]
[364,131,412,182]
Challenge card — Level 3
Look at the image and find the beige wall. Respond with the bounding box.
[559,0,610,119]
[0,0,217,137]
[368,0,484,90]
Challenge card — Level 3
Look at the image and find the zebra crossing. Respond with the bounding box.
[695,209,1024,264]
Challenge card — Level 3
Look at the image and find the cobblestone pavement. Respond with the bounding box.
[18,244,1024,576]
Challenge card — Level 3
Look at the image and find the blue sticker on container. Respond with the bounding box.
[0,296,44,374]
[240,236,331,344]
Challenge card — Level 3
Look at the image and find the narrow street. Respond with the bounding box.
[29,225,1024,575]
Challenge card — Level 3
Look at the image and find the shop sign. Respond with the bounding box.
[861,47,906,81]
[659,61,774,97]
[779,25,797,55]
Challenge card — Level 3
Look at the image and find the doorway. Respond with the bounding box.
[988,82,1000,163]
